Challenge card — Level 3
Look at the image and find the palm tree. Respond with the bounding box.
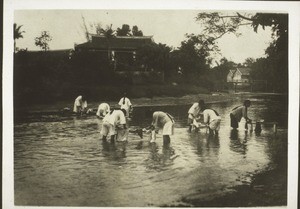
[14,23,25,53]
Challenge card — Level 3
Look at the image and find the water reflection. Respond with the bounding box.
[101,140,127,160]
[14,95,288,206]
[229,129,248,156]
[145,143,177,170]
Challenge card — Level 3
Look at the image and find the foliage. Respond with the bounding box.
[98,24,116,38]
[136,42,171,72]
[169,35,211,83]
[132,25,143,36]
[34,31,52,51]
[14,23,25,52]
[195,12,288,92]
[116,24,131,36]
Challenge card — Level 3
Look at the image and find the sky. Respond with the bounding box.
[14,10,274,64]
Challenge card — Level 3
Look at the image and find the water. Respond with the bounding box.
[14,95,288,206]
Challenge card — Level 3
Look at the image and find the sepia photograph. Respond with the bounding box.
[3,0,300,208]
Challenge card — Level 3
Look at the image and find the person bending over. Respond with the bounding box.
[188,100,205,132]
[201,108,221,135]
[96,103,110,119]
[149,111,175,147]
[101,109,127,143]
[230,100,252,129]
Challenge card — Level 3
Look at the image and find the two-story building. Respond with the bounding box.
[227,67,252,85]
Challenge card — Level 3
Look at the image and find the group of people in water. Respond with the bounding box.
[73,93,253,147]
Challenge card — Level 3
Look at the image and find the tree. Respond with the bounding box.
[14,23,25,53]
[195,12,288,92]
[34,31,52,51]
[99,24,116,38]
[136,42,171,72]
[132,25,143,36]
[170,35,211,81]
[243,57,255,67]
[116,24,131,36]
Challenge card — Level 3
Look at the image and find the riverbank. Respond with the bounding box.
[14,91,285,114]
[173,166,287,207]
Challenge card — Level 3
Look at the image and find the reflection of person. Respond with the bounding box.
[96,103,110,118]
[149,111,175,146]
[230,100,252,129]
[118,92,132,117]
[101,109,127,143]
[73,95,87,114]
[188,100,205,132]
[201,108,221,135]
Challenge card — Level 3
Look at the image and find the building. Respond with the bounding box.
[227,67,252,84]
[75,35,154,71]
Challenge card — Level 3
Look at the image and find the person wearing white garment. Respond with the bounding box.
[187,100,205,132]
[101,109,127,143]
[149,111,175,147]
[201,108,222,135]
[118,92,132,117]
[96,103,110,118]
[73,95,87,115]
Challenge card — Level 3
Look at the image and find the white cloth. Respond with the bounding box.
[188,103,201,119]
[106,109,127,126]
[202,109,221,131]
[162,121,174,135]
[151,112,175,139]
[73,96,87,113]
[96,103,110,117]
[118,97,132,116]
[100,121,116,136]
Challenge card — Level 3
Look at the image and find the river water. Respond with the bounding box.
[14,95,288,206]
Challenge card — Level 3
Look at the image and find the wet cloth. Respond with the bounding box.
[73,95,87,113]
[152,111,175,136]
[118,97,132,116]
[96,103,110,117]
[203,109,221,131]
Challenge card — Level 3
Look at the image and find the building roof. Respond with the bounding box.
[75,35,154,50]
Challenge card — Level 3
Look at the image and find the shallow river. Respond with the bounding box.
[14,95,288,206]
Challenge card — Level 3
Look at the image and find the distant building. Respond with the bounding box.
[227,67,252,84]
[75,35,154,71]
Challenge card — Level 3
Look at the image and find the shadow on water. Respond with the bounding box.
[14,95,288,207]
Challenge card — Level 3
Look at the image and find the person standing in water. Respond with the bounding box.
[201,108,222,135]
[118,92,132,117]
[73,95,87,115]
[149,111,175,147]
[101,109,127,143]
[188,100,205,132]
[230,100,252,129]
